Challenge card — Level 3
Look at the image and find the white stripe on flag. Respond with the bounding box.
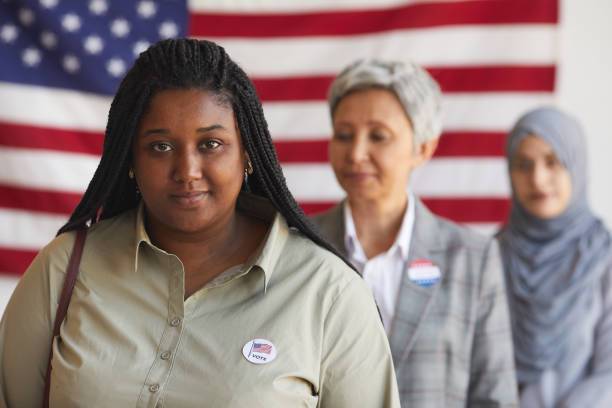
[204,26,557,76]
[189,0,459,13]
[0,82,111,131]
[264,93,554,138]
[0,148,97,192]
[283,158,509,201]
[0,209,67,250]
[0,83,553,136]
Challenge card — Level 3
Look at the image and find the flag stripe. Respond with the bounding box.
[0,121,103,155]
[0,155,509,200]
[302,197,510,222]
[0,147,96,192]
[0,197,508,261]
[203,26,557,76]
[190,0,557,38]
[0,185,81,215]
[0,247,38,276]
[0,121,505,160]
[274,131,506,163]
[0,84,554,136]
[263,94,554,138]
[253,66,556,101]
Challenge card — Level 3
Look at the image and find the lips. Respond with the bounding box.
[342,171,375,182]
[169,191,208,207]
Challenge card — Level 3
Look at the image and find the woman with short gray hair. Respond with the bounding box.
[312,59,518,407]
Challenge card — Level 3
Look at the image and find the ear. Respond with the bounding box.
[413,137,439,166]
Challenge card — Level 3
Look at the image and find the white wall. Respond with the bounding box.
[557,0,612,226]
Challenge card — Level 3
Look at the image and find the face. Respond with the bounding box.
[132,89,246,235]
[510,135,573,219]
[329,88,437,203]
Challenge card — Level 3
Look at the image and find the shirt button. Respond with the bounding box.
[170,317,181,327]
[160,351,171,360]
[149,384,160,393]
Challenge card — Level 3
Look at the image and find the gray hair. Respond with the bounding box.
[328,59,443,146]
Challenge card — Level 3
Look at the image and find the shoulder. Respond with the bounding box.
[281,226,366,300]
[422,210,494,256]
[310,205,342,231]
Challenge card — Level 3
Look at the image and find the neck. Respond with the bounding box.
[348,192,408,259]
[148,210,241,259]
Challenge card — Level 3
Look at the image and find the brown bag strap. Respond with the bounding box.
[42,228,87,408]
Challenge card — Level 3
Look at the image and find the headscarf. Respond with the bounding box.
[497,106,612,385]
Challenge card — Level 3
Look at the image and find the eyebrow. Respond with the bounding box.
[142,124,225,137]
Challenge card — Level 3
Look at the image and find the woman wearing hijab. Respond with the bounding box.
[497,106,612,408]
[312,59,518,407]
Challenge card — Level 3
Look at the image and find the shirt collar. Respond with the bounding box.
[343,193,416,263]
[132,193,286,293]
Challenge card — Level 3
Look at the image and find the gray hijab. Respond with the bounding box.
[497,107,611,384]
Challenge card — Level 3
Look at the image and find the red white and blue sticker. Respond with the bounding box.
[242,338,277,365]
[408,259,441,287]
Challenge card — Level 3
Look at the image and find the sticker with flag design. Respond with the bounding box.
[242,338,277,365]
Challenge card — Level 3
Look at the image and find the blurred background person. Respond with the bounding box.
[312,59,518,407]
[497,107,612,408]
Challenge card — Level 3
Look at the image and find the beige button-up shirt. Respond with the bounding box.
[0,195,400,407]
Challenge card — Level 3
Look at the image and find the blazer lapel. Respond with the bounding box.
[388,199,448,364]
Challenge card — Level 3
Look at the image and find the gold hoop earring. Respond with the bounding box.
[246,160,254,175]
[128,168,134,179]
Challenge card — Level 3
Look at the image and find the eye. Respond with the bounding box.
[333,132,352,142]
[370,132,387,142]
[201,140,222,150]
[151,142,173,152]
[545,155,562,169]
[512,158,533,172]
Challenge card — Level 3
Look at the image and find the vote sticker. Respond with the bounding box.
[408,259,441,287]
[242,338,277,365]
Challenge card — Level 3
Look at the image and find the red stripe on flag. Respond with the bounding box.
[302,197,510,223]
[0,121,103,156]
[274,132,505,163]
[254,66,556,101]
[2,122,505,160]
[190,0,558,38]
[0,247,38,276]
[0,185,81,215]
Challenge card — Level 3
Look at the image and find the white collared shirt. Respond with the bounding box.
[343,194,416,334]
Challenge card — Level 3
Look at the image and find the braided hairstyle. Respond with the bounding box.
[57,38,352,268]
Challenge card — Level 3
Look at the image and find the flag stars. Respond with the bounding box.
[158,21,178,39]
[0,24,18,43]
[18,8,36,26]
[22,47,42,67]
[84,35,104,54]
[133,40,150,56]
[110,18,130,38]
[39,0,59,9]
[62,13,81,32]
[106,57,126,77]
[137,1,157,19]
[62,54,80,73]
[89,0,108,15]
[40,31,58,49]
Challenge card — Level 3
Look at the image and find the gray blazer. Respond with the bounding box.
[312,199,518,407]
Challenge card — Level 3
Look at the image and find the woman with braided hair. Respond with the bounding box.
[0,39,400,407]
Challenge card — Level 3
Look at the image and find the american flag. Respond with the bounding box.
[0,0,558,304]
[252,342,272,355]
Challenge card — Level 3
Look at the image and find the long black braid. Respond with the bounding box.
[58,38,354,270]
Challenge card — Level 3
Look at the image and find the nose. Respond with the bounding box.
[347,136,369,164]
[530,162,549,188]
[173,148,202,184]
